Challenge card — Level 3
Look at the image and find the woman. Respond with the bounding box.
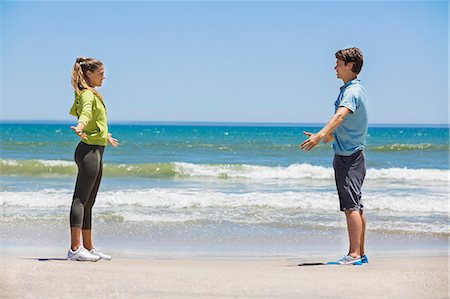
[67,57,119,261]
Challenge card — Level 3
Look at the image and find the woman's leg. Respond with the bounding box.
[82,229,93,250]
[70,228,82,251]
[82,160,103,250]
[70,143,102,250]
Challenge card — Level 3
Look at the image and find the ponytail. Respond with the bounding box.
[71,57,104,101]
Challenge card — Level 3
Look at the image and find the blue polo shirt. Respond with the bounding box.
[332,79,368,156]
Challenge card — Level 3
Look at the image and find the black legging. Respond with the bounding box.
[70,142,105,229]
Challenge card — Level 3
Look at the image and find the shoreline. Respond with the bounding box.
[2,220,448,261]
[1,255,448,298]
[2,216,448,262]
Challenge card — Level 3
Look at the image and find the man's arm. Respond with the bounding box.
[300,107,351,151]
[322,134,334,143]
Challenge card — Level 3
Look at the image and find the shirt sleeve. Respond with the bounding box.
[339,89,358,113]
[78,90,94,126]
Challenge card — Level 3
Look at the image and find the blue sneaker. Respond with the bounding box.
[327,255,363,266]
[361,254,369,264]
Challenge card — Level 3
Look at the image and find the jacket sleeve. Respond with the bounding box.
[77,90,95,126]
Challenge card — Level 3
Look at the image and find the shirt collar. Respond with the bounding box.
[340,78,360,92]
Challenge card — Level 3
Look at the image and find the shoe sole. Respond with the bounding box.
[90,254,112,260]
[327,261,363,266]
[67,257,100,262]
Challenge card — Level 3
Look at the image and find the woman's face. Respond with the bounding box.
[86,66,105,87]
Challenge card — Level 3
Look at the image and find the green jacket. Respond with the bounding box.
[69,89,108,146]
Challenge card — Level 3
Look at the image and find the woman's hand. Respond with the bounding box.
[108,133,119,148]
[70,124,87,139]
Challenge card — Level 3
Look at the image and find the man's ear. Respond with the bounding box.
[346,62,354,71]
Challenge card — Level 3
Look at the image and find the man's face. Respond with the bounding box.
[334,59,353,80]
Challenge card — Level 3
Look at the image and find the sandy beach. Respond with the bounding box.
[1,255,448,298]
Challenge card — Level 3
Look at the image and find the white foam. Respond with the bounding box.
[0,159,73,167]
[1,188,446,234]
[174,162,449,182]
[174,163,333,180]
[368,167,449,182]
[37,160,73,167]
[0,160,19,166]
[1,188,446,213]
[0,189,70,207]
[1,159,448,182]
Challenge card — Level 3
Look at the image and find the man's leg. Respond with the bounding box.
[344,210,362,258]
[360,211,366,256]
[334,151,366,261]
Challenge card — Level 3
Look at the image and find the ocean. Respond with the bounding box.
[1,122,448,258]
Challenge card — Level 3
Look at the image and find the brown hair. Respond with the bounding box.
[71,57,104,100]
[335,47,363,74]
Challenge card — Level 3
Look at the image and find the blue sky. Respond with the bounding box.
[1,1,448,124]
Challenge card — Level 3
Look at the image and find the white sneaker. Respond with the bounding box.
[67,246,100,262]
[89,248,112,260]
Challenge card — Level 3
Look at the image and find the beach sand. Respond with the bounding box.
[1,255,448,298]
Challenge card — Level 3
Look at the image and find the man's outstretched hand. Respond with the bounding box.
[300,131,321,151]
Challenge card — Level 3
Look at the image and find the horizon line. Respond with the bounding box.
[0,119,448,128]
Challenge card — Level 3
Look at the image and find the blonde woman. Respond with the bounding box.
[67,57,118,261]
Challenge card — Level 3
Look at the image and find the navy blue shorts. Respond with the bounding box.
[333,150,366,212]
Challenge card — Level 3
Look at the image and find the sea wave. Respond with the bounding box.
[369,143,449,152]
[1,159,448,182]
[2,140,448,152]
[1,188,447,235]
[1,188,447,213]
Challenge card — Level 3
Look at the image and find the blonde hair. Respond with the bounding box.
[71,57,104,100]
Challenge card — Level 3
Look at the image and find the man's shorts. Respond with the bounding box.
[333,150,366,212]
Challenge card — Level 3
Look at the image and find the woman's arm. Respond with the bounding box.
[70,122,87,139]
[107,133,119,148]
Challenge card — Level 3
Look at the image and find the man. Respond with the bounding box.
[301,47,368,265]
